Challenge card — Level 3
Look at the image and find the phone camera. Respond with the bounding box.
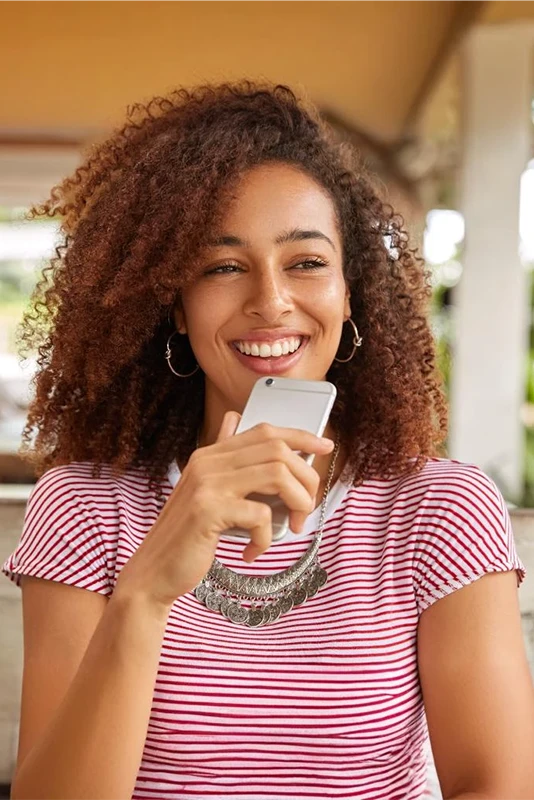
[265,378,274,386]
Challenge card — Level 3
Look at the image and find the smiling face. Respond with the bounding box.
[173,162,351,435]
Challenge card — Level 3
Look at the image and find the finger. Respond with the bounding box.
[289,509,308,534]
[243,540,267,563]
[228,423,334,457]
[218,498,273,562]
[216,462,315,519]
[210,441,320,506]
[216,410,242,443]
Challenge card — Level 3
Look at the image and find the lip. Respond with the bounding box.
[230,337,309,375]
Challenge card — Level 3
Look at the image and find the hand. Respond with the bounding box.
[113,411,335,612]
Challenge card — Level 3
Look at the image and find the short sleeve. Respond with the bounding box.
[412,463,526,615]
[2,466,113,596]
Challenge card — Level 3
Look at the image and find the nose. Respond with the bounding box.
[242,268,294,321]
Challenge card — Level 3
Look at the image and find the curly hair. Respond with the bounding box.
[19,79,448,501]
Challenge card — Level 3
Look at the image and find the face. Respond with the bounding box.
[173,162,351,425]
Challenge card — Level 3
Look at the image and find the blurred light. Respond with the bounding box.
[383,234,399,260]
[423,210,465,265]
[440,259,463,287]
[0,220,59,260]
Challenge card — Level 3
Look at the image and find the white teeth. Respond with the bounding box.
[259,343,272,357]
[235,337,303,358]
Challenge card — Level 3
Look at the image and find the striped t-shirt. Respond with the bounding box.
[3,456,526,800]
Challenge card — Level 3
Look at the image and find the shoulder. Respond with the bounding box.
[28,460,162,506]
[397,455,497,488]
[3,462,170,594]
[388,457,511,548]
[23,461,169,541]
[403,459,522,577]
[391,457,505,513]
[342,458,515,566]
[402,460,526,615]
[343,457,503,517]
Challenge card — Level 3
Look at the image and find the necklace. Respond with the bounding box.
[193,433,341,627]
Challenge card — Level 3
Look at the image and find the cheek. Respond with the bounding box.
[183,290,225,337]
[322,283,345,303]
[310,281,346,318]
[183,293,241,361]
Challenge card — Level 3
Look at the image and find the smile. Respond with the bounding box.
[233,336,304,358]
[230,336,309,375]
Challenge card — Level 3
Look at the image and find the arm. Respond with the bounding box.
[9,420,332,798]
[418,570,534,800]
[12,578,170,800]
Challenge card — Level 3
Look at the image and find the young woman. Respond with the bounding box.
[4,81,534,800]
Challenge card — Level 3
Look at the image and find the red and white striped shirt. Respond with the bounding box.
[3,456,526,799]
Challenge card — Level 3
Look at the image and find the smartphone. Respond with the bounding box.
[220,376,337,543]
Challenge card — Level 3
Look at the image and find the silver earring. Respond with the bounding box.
[165,308,200,377]
[334,317,363,363]
[165,333,200,377]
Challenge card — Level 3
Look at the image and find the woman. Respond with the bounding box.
[3,81,533,800]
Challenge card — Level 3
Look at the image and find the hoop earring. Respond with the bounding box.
[333,317,363,363]
[165,331,200,377]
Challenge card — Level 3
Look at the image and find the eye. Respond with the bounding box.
[292,258,327,271]
[204,258,327,275]
[204,264,242,275]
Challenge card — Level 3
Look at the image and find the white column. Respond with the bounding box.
[450,23,534,501]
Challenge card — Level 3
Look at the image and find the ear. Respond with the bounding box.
[172,299,187,335]
[343,285,351,320]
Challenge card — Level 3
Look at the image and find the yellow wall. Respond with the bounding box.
[484,1,534,22]
[1,1,460,141]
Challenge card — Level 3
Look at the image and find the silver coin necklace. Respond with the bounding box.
[193,434,341,627]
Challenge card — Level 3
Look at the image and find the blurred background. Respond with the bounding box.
[1,0,534,794]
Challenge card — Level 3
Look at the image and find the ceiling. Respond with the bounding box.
[0,0,492,145]
[1,1,532,209]
[484,1,534,22]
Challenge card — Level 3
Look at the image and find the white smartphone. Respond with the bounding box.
[220,376,337,543]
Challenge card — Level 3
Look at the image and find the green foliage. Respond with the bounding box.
[522,270,534,506]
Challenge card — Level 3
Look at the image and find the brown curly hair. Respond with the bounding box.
[19,79,447,501]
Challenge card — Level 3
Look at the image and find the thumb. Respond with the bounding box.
[216,410,241,443]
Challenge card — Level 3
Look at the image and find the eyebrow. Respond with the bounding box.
[207,227,336,252]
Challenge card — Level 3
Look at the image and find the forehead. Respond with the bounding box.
[215,163,339,237]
